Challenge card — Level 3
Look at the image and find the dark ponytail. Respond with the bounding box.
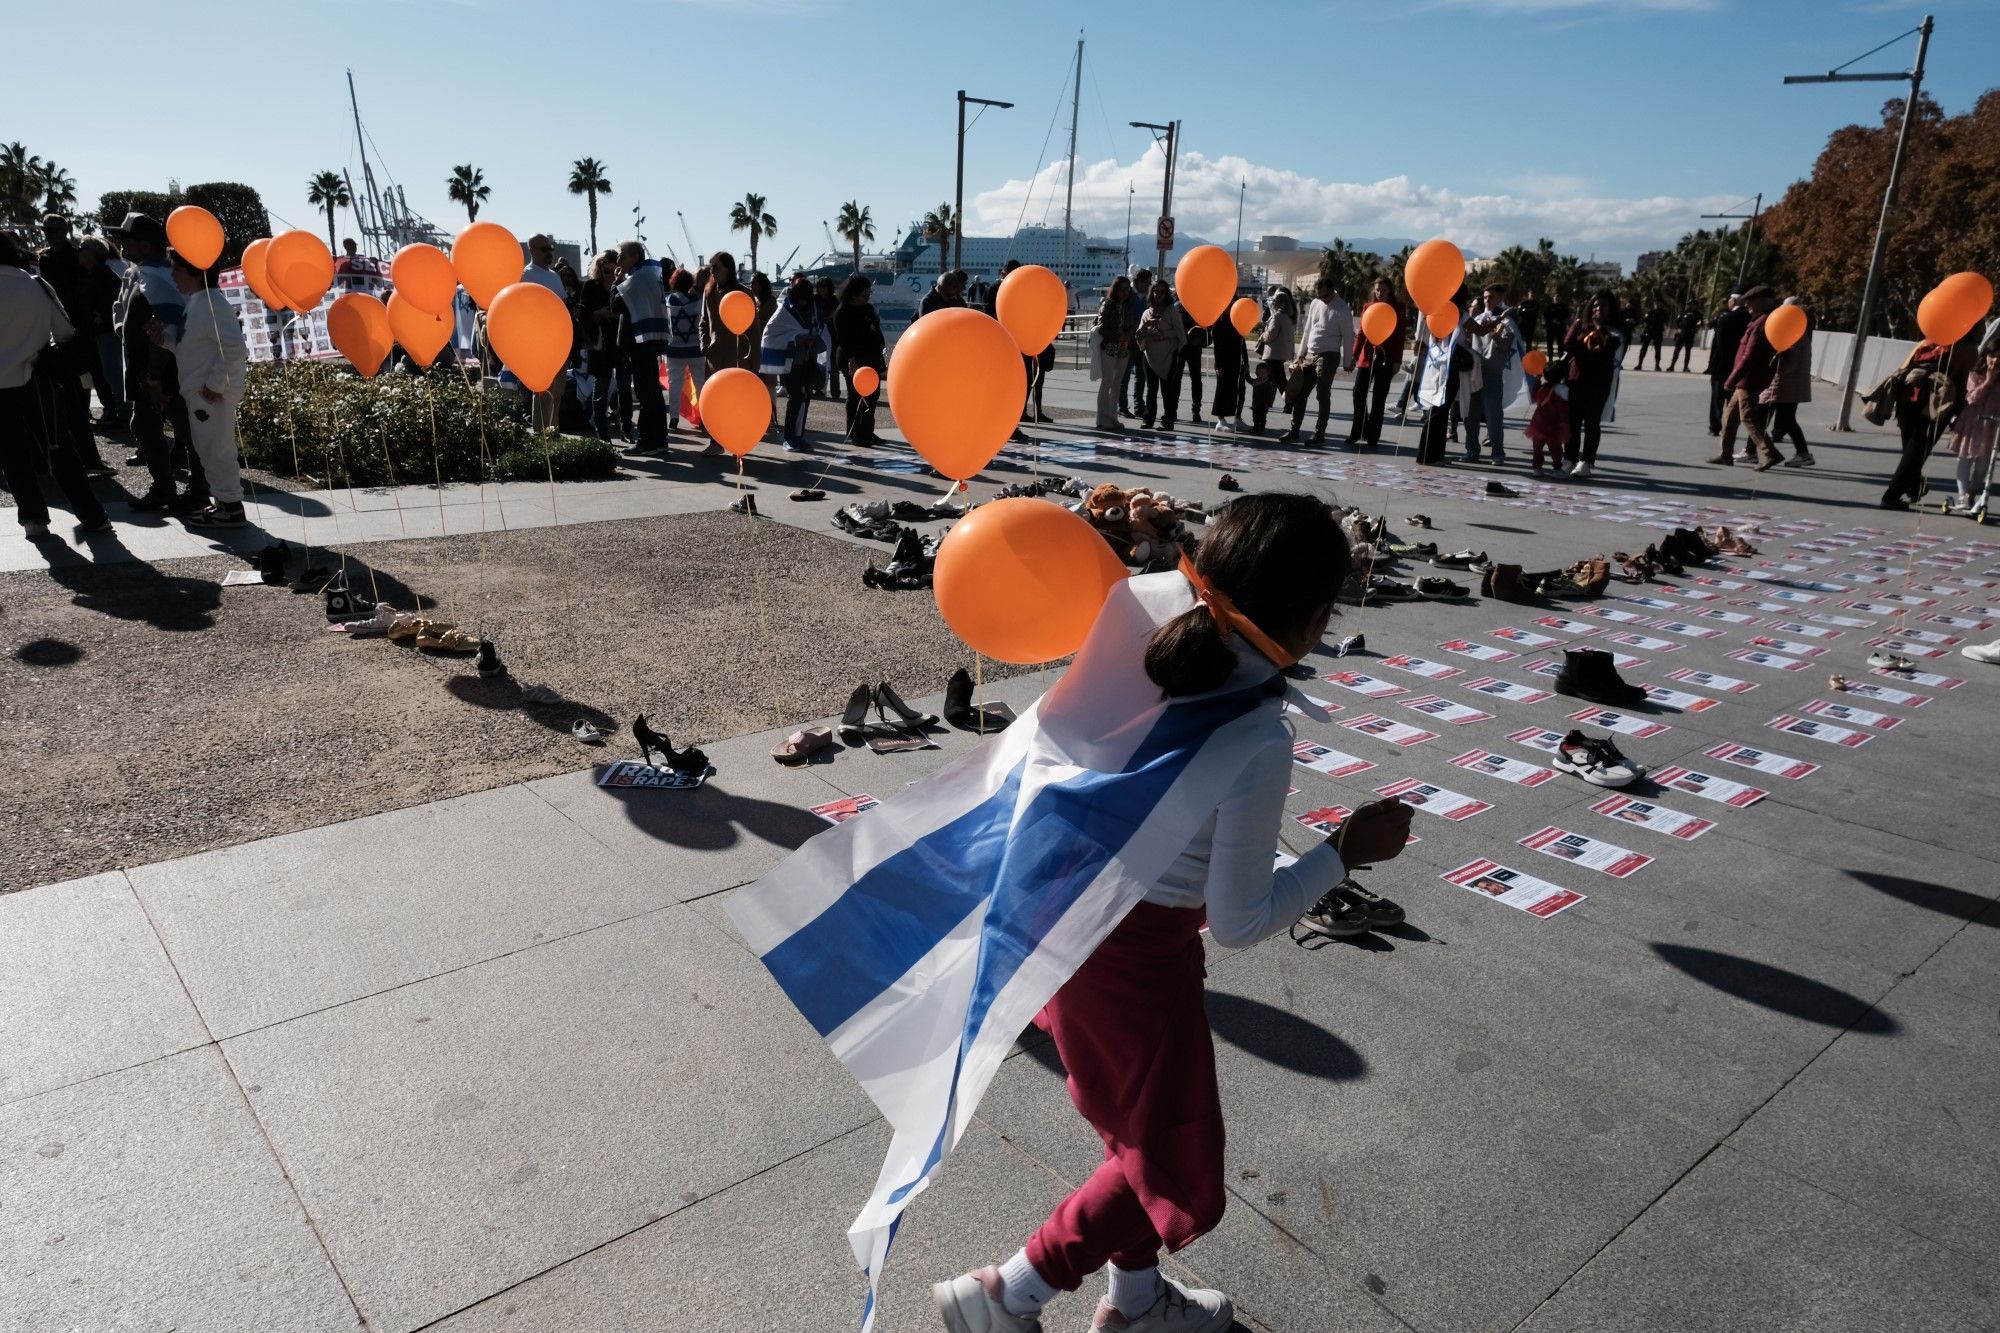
[1144,492,1350,697]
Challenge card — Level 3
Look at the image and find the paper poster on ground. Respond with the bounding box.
[1442,859,1586,918]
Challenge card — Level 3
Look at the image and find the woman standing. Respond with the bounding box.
[815,275,842,402]
[1249,286,1295,436]
[1561,291,1621,478]
[1766,298,1815,468]
[577,251,620,441]
[699,251,757,377]
[1347,278,1403,448]
[833,274,886,444]
[931,492,1412,1333]
[1944,347,1998,517]
[1094,275,1136,433]
[1135,280,1186,430]
[761,275,824,451]
[1209,297,1247,432]
[1883,334,1977,510]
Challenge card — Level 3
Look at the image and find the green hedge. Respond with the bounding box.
[238,361,618,488]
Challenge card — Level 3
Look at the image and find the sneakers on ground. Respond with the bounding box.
[1364,576,1420,601]
[1867,650,1915,672]
[1091,1277,1233,1331]
[1416,575,1468,598]
[1433,549,1489,570]
[185,501,247,528]
[1958,640,2000,665]
[1554,647,1647,708]
[1389,541,1438,557]
[1335,877,1404,927]
[1485,480,1519,497]
[1567,462,1594,479]
[934,1268,1043,1333]
[337,604,400,637]
[1553,730,1645,788]
[1334,632,1366,657]
[1781,453,1816,468]
[475,638,507,678]
[1297,885,1373,939]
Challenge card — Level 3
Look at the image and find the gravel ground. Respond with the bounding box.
[0,509,1024,892]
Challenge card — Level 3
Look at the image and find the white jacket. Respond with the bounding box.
[1297,296,1354,367]
[166,288,248,400]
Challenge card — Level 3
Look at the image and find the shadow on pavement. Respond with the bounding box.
[1847,869,1999,928]
[11,636,83,666]
[1650,943,1898,1033]
[600,773,829,855]
[1012,991,1368,1083]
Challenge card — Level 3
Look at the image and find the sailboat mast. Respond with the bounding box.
[347,69,388,254]
[1060,36,1081,292]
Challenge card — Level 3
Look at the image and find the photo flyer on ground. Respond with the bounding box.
[1518,826,1653,877]
[1667,667,1758,693]
[1341,714,1440,747]
[597,762,712,791]
[1320,670,1409,698]
[1650,619,1725,641]
[1837,680,1929,707]
[1567,707,1670,739]
[1508,726,1567,754]
[1533,616,1601,637]
[1589,794,1716,839]
[1650,766,1769,807]
[809,794,881,824]
[1704,742,1819,779]
[1492,626,1561,647]
[1449,749,1559,787]
[1380,654,1462,680]
[1799,698,1902,730]
[1441,859,1585,918]
[1466,676,1553,704]
[1437,639,1518,663]
[1871,666,1961,688]
[1728,648,1809,672]
[1374,778,1492,820]
[1766,713,1872,748]
[1643,685,1719,713]
[1291,741,1375,777]
[1399,694,1495,725]
[1283,693,1342,719]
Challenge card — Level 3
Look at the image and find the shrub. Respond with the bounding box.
[95,183,269,264]
[238,360,612,488]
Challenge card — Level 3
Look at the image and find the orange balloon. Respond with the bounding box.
[1426,305,1460,340]
[1522,349,1548,377]
[886,308,1027,480]
[995,264,1066,355]
[1229,297,1260,337]
[392,243,459,319]
[452,221,523,310]
[166,205,225,270]
[267,229,335,312]
[239,238,288,311]
[852,365,881,396]
[1359,301,1399,347]
[1404,239,1465,314]
[326,293,394,378]
[1763,304,1808,355]
[1916,272,1994,346]
[387,291,453,368]
[486,282,574,394]
[1174,244,1237,328]
[934,498,1129,664]
[701,367,771,456]
[719,289,756,336]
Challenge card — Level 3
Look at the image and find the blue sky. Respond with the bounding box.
[6,0,1994,266]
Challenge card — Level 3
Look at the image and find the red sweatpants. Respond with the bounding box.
[1025,902,1227,1290]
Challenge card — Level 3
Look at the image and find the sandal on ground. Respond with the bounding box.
[387,614,432,643]
[1828,674,1850,692]
[771,726,836,765]
[416,624,479,654]
[572,720,606,745]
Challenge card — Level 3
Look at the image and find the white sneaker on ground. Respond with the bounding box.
[1960,640,2000,665]
[1572,461,1594,478]
[1552,730,1644,788]
[934,1268,1043,1333]
[1091,1277,1233,1331]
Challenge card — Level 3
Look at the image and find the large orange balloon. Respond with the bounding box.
[1404,239,1465,314]
[851,365,880,396]
[886,307,1027,480]
[1916,272,1994,347]
[166,206,224,270]
[392,243,459,319]
[327,293,393,378]
[1763,304,1808,355]
[267,229,335,312]
[719,289,756,336]
[995,264,1066,355]
[1426,305,1460,340]
[934,498,1129,664]
[701,367,771,456]
[1174,244,1236,328]
[452,222,523,310]
[387,291,454,368]
[1229,297,1260,337]
[1359,301,1399,347]
[1522,349,1548,377]
[240,238,288,311]
[486,282,574,394]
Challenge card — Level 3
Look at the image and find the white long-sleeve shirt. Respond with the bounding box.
[165,288,248,400]
[1297,296,1355,367]
[0,264,72,389]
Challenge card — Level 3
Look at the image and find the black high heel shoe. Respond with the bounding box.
[837,682,874,746]
[875,681,938,730]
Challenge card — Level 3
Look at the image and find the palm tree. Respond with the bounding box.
[835,200,875,276]
[447,164,490,223]
[567,156,613,254]
[32,160,76,217]
[728,192,777,276]
[306,171,351,254]
[920,202,956,275]
[0,142,43,227]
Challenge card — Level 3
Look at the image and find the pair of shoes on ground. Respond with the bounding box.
[633,714,708,774]
[1432,549,1489,571]
[1297,876,1405,941]
[837,680,940,748]
[384,612,479,654]
[1480,563,1545,604]
[935,1266,1232,1332]
[1364,575,1466,601]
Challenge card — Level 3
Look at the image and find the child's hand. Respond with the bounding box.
[1333,798,1413,867]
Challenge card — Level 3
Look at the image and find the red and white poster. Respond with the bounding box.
[1766,713,1872,748]
[1442,859,1585,917]
[1749,635,1827,659]
[1533,616,1602,637]
[1491,626,1561,648]
[1380,654,1462,680]
[1873,666,1961,689]
[810,794,881,825]
[1668,667,1758,694]
[1320,670,1408,699]
[1704,742,1819,780]
[1508,726,1567,754]
[1291,740,1376,777]
[1437,639,1518,663]
[1837,680,1929,708]
[1400,694,1495,725]
[1728,648,1809,672]
[1466,676,1553,704]
[1518,826,1653,877]
[1650,620,1725,641]
[1643,685,1719,713]
[1651,766,1768,807]
[1606,631,1680,653]
[1589,794,1715,840]
[1374,778,1492,820]
[1340,714,1439,747]
[1449,748,1560,787]
[1296,806,1420,845]
[1566,707,1670,738]
[1800,698,1902,731]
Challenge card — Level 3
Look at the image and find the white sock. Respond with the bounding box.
[1107,1262,1162,1318]
[998,1249,1058,1316]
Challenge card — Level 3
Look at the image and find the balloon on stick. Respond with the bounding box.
[1916,272,1994,347]
[387,291,453,368]
[851,365,881,396]
[451,222,523,310]
[995,264,1066,354]
[886,308,1026,480]
[1174,244,1237,328]
[1229,297,1260,337]
[1426,305,1460,340]
[392,243,459,319]
[240,238,288,311]
[327,293,393,378]
[166,206,225,270]
[1359,301,1399,346]
[933,498,1129,664]
[486,282,574,393]
[719,289,756,336]
[267,229,335,312]
[1763,304,1808,354]
[1404,239,1465,314]
[701,367,771,456]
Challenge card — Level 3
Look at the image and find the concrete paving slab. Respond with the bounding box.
[1515,1146,1997,1333]
[0,1046,358,1333]
[130,784,672,1037]
[0,872,209,1105]
[221,903,877,1333]
[1920,898,2000,1007]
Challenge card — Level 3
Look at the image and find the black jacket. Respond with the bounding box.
[1705,306,1750,377]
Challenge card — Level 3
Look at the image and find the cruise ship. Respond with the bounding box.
[797,223,1132,325]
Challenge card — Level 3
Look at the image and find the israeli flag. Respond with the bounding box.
[727,572,1286,1328]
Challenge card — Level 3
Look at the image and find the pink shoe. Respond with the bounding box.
[933,1266,1043,1333]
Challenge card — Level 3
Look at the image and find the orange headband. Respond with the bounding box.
[1179,554,1301,670]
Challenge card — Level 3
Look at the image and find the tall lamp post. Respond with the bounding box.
[1130,119,1179,278]
[955,90,1014,272]
[1783,14,1934,432]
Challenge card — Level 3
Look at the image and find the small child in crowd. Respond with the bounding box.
[1525,362,1570,474]
[1946,348,1998,518]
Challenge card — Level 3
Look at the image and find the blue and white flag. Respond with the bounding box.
[727,572,1286,1328]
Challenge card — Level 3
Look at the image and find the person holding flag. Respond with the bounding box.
[729,493,1413,1332]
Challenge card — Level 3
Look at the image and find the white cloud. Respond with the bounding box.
[970,146,1733,262]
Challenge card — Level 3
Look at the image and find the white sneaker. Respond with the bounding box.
[1960,640,2000,665]
[934,1268,1043,1333]
[1572,461,1594,478]
[337,603,401,637]
[1552,730,1643,788]
[1091,1276,1233,1331]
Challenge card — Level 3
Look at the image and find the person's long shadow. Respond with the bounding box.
[43,534,221,632]
[1847,869,1999,928]
[1650,943,1898,1033]
[597,774,830,855]
[1017,990,1367,1083]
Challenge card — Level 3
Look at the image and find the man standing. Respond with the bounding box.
[1637,304,1668,371]
[108,212,201,511]
[1515,290,1542,360]
[1717,285,1782,470]
[1704,289,1750,436]
[521,235,572,433]
[0,232,112,538]
[1461,284,1517,464]
[1176,294,1208,427]
[918,269,968,319]
[1346,277,1403,448]
[1542,294,1569,356]
[615,240,670,452]
[1119,268,1152,418]
[1280,276,1353,445]
[1666,307,1700,372]
[35,215,111,474]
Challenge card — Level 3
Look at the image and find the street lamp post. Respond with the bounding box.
[955,90,1014,273]
[1784,14,1934,432]
[1130,119,1179,278]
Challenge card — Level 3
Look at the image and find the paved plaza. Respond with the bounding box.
[4,368,1997,1332]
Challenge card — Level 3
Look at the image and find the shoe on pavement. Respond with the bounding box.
[1867,650,1915,672]
[1554,647,1647,708]
[1335,877,1404,927]
[1296,885,1372,939]
[128,486,177,512]
[1364,576,1420,601]
[1485,480,1519,497]
[1782,453,1816,468]
[1433,549,1488,569]
[1334,632,1366,657]
[21,520,52,538]
[1416,575,1468,598]
[1959,640,2000,664]
[934,1268,1043,1333]
[185,501,247,527]
[1753,450,1782,472]
[1707,454,1735,466]
[1091,1276,1233,1331]
[1570,462,1594,478]
[1553,730,1644,788]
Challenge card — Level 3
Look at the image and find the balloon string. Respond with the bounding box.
[975,653,986,737]
[740,454,785,731]
[318,383,354,593]
[424,375,454,626]
[1889,414,1947,642]
[283,406,314,566]
[327,407,380,607]
[539,420,588,692]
